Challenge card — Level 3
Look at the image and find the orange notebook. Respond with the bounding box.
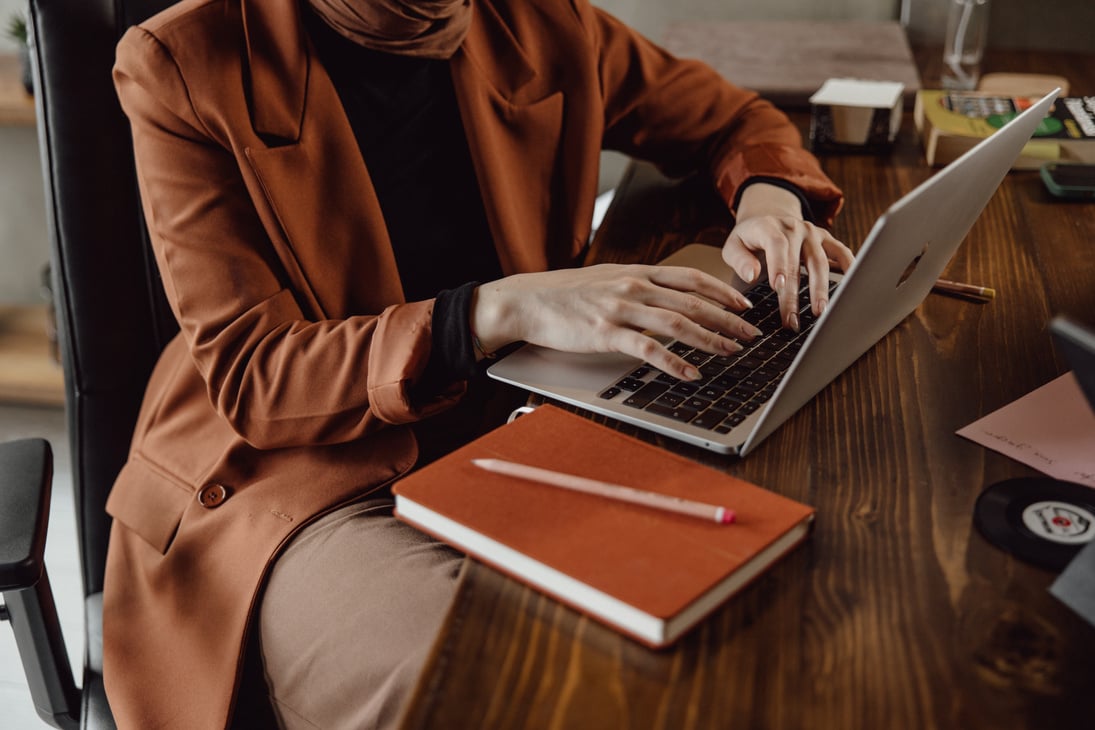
[392,405,815,648]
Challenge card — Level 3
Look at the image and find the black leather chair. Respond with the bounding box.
[0,0,179,726]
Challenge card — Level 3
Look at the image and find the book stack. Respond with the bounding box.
[915,90,1095,168]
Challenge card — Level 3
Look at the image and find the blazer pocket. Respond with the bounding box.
[106,456,194,555]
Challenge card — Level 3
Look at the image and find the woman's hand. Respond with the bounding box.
[470,264,761,381]
[722,182,854,331]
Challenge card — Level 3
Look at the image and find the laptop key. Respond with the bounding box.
[684,351,712,366]
[753,367,781,383]
[726,365,752,379]
[622,382,669,409]
[769,352,795,369]
[691,408,729,430]
[714,395,744,411]
[741,377,767,391]
[683,396,713,411]
[737,356,765,370]
[653,392,686,407]
[710,374,740,391]
[646,403,699,423]
[742,308,765,325]
[654,371,680,385]
[614,377,646,391]
[699,361,727,378]
[599,387,622,400]
[670,382,700,396]
[698,385,724,400]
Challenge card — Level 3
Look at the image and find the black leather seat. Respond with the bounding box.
[0,0,179,726]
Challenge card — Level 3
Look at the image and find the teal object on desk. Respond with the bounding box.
[1040,161,1095,200]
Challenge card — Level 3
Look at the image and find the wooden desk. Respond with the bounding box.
[402,53,1095,730]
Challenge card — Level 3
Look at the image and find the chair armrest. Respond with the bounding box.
[0,438,81,729]
[0,438,53,591]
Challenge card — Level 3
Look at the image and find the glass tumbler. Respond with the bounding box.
[942,0,990,90]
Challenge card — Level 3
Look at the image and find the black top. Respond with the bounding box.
[304,10,502,387]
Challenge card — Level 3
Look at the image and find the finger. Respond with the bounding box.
[761,223,805,331]
[721,234,764,284]
[621,302,751,357]
[802,229,833,316]
[612,329,703,381]
[822,234,855,273]
[627,287,762,343]
[646,265,754,312]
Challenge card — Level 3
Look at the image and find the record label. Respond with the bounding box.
[1020,501,1095,545]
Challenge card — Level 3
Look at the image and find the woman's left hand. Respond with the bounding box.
[721,182,854,331]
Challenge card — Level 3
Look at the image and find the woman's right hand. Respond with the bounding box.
[469,264,761,381]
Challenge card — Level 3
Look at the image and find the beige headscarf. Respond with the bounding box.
[306,0,473,59]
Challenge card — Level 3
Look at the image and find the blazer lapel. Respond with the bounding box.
[241,0,306,143]
[451,2,579,275]
[240,0,405,317]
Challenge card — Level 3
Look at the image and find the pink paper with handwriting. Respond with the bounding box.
[957,373,1095,488]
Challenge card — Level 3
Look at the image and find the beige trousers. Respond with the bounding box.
[255,498,464,729]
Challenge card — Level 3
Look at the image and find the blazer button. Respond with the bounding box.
[197,484,229,508]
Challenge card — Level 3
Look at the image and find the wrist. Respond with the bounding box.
[734,180,806,221]
[469,281,517,360]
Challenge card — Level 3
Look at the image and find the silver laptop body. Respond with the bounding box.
[488,91,1060,455]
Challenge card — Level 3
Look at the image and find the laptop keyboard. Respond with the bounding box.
[597,279,837,435]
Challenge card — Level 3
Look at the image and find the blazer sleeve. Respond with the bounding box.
[578,3,844,226]
[113,27,463,451]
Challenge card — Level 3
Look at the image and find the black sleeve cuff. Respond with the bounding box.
[732,176,817,224]
[417,281,481,398]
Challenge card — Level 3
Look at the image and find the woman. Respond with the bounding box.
[107,0,852,727]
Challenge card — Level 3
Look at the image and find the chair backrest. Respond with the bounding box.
[30,0,180,598]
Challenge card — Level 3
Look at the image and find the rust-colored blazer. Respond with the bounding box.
[105,0,843,726]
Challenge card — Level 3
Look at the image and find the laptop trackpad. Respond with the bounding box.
[489,346,640,393]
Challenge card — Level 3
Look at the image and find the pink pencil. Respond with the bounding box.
[471,458,735,525]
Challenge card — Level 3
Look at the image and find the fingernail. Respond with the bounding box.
[722,339,744,354]
[741,296,754,309]
[684,366,702,380]
[774,273,785,290]
[788,313,800,332]
[746,265,759,283]
[816,298,828,315]
[746,324,763,339]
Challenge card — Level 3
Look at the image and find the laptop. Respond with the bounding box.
[488,90,1060,456]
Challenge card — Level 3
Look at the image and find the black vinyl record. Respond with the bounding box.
[973,477,1095,570]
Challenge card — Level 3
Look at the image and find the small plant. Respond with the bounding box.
[5,12,28,46]
[5,11,32,96]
